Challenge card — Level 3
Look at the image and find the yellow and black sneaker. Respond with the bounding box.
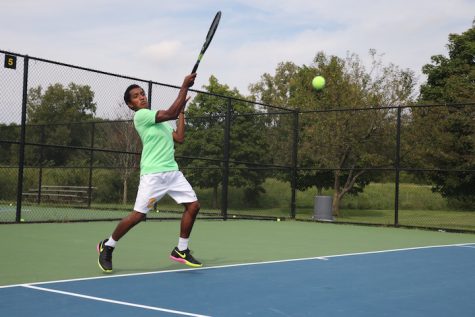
[170,247,203,268]
[97,239,114,273]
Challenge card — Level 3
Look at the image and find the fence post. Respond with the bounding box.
[290,109,299,219]
[15,55,29,223]
[221,98,231,220]
[147,81,153,109]
[394,106,402,226]
[87,122,95,208]
[37,124,45,204]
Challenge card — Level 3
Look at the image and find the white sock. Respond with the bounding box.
[177,237,189,251]
[105,237,117,248]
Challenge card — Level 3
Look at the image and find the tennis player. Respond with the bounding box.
[97,73,202,273]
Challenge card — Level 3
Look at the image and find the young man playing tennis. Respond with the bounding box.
[97,73,202,272]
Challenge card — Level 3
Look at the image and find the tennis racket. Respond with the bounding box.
[191,11,221,73]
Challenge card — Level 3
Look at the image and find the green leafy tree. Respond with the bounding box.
[411,20,475,208]
[249,62,299,169]
[176,76,271,208]
[0,123,20,164]
[26,83,97,166]
[250,51,416,216]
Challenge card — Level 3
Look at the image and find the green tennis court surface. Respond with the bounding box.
[1,220,474,316]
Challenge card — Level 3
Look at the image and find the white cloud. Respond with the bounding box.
[140,41,184,63]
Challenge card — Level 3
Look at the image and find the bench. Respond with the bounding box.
[22,185,96,205]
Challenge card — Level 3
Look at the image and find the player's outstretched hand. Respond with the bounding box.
[183,73,197,88]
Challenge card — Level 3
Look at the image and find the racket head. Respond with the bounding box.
[202,11,221,52]
[191,11,221,74]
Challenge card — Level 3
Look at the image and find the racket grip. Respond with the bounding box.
[191,62,199,74]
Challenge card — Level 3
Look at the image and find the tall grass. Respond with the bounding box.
[189,179,459,213]
[292,181,450,211]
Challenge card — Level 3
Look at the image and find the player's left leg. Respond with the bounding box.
[167,171,203,267]
[170,201,203,267]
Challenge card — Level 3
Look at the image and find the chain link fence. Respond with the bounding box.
[1,50,474,232]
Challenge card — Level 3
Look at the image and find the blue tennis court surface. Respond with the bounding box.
[2,243,474,316]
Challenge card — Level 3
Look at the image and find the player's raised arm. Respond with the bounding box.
[156,73,196,123]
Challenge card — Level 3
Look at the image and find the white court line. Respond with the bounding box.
[22,285,211,317]
[1,242,474,289]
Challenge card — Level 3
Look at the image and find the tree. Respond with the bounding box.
[249,62,299,169]
[97,104,141,205]
[412,20,475,208]
[0,123,20,165]
[250,51,416,216]
[26,83,97,166]
[176,76,271,208]
[419,20,475,104]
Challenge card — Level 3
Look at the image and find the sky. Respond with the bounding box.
[1,0,474,96]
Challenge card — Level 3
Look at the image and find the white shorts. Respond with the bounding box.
[134,171,198,214]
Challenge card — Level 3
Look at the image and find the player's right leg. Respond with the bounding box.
[97,211,145,272]
[97,173,166,272]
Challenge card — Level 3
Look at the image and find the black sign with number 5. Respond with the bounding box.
[4,55,17,69]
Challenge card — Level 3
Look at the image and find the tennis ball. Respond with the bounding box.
[312,76,325,90]
[20,218,25,222]
[277,218,281,222]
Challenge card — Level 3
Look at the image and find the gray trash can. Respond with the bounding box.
[313,195,334,221]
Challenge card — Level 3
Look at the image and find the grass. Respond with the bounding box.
[294,182,449,211]
[226,180,475,231]
[1,179,473,232]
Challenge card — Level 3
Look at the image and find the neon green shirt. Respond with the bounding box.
[134,109,178,175]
